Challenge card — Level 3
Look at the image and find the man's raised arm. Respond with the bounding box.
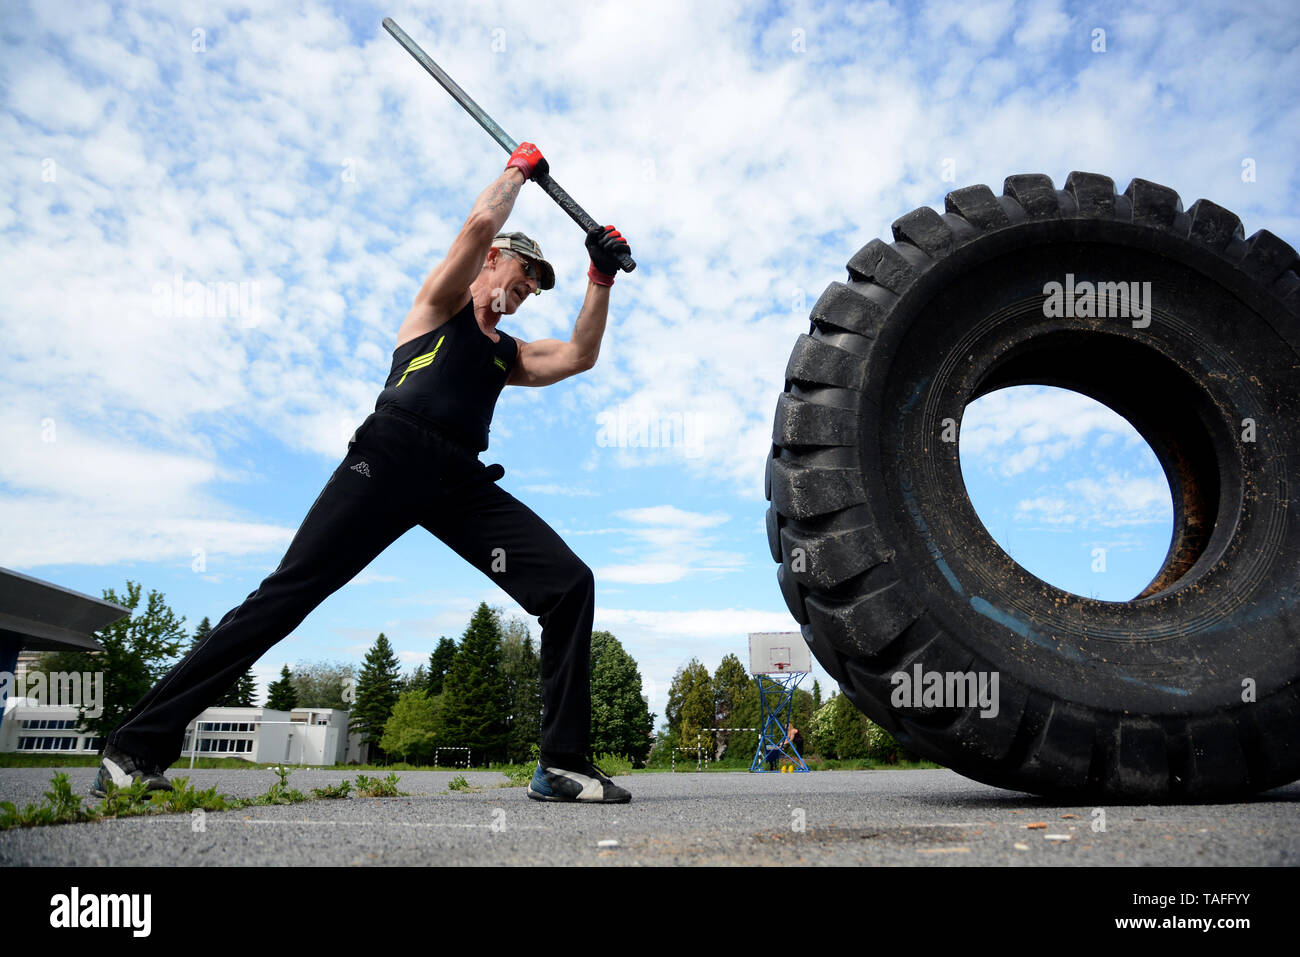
[509,226,630,387]
[413,143,548,315]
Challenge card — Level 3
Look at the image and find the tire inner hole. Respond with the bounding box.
[958,384,1176,602]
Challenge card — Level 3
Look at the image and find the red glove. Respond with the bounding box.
[506,142,548,180]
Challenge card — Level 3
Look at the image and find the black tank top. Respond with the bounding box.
[374,299,518,452]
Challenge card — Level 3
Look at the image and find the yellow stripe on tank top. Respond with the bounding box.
[396,334,445,386]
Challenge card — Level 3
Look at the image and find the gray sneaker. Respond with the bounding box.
[91,744,173,798]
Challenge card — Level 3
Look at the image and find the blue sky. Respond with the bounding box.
[2,0,1297,725]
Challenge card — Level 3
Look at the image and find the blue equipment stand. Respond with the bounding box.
[750,672,809,772]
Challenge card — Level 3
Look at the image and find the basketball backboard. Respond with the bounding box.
[748,632,811,675]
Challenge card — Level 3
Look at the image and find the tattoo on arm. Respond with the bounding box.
[485,179,521,211]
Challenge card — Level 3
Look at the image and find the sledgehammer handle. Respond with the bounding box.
[383,17,636,273]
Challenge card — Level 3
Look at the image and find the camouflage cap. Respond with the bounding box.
[491,231,556,291]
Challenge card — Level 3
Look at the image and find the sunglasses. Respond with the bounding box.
[501,250,542,293]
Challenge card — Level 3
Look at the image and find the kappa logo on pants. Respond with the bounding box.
[350,461,372,478]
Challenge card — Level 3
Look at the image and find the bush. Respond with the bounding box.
[592,752,633,776]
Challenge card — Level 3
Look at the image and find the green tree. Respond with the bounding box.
[812,679,822,710]
[380,688,440,764]
[665,659,714,757]
[426,637,457,696]
[712,653,750,760]
[350,634,401,760]
[291,660,354,709]
[589,630,654,763]
[724,679,761,764]
[56,581,188,742]
[266,665,298,711]
[500,616,541,763]
[440,604,509,764]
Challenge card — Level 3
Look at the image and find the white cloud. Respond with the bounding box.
[961,386,1144,476]
[593,506,744,585]
[0,410,292,567]
[520,483,598,497]
[1015,471,1172,528]
[1012,0,1072,48]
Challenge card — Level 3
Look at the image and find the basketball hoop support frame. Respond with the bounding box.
[750,671,810,772]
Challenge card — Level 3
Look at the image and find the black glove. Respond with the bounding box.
[586,225,630,284]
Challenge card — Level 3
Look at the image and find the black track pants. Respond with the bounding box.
[108,406,594,766]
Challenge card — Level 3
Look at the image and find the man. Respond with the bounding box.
[95,142,633,803]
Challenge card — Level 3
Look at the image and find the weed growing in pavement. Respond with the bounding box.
[309,780,352,799]
[354,771,404,797]
[0,772,233,830]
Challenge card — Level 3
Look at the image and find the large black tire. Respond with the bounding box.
[766,172,1300,801]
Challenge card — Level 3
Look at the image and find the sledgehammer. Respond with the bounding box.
[383,17,636,273]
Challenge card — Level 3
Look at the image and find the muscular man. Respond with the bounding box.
[94,142,633,804]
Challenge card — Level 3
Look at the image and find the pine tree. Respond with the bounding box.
[188,616,212,655]
[232,668,257,707]
[440,603,509,764]
[812,679,822,710]
[401,664,429,696]
[350,634,401,759]
[589,630,654,763]
[426,637,457,696]
[266,665,298,711]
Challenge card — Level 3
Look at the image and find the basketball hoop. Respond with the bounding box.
[747,632,810,772]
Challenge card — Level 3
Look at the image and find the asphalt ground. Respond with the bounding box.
[2,766,1297,866]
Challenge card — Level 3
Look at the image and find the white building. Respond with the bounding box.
[1,701,366,766]
[0,700,106,754]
